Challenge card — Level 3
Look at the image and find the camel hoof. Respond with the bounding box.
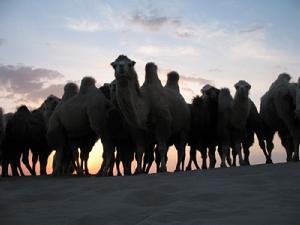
[266,158,273,164]
[174,168,180,173]
[186,166,191,171]
[134,169,143,175]
[158,167,167,173]
[52,171,60,177]
[220,163,227,168]
[292,155,299,162]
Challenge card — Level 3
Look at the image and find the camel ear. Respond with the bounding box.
[248,84,251,90]
[234,83,239,89]
[131,61,136,67]
[111,62,116,68]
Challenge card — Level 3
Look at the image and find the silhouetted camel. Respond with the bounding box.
[1,105,34,176]
[186,84,219,170]
[260,73,300,162]
[27,95,60,175]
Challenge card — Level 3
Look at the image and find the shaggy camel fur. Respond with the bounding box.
[112,56,190,173]
[186,84,220,170]
[260,73,300,162]
[47,78,113,176]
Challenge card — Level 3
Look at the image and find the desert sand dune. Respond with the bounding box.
[1,163,299,225]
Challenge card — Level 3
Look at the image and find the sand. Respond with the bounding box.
[1,162,299,225]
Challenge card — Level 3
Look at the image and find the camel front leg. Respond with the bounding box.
[98,138,114,176]
[292,140,299,161]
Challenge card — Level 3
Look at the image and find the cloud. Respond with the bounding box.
[66,18,101,32]
[0,65,65,106]
[180,75,213,86]
[0,38,5,46]
[130,13,170,31]
[239,24,266,34]
[137,45,199,56]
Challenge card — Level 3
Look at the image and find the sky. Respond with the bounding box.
[1,0,300,174]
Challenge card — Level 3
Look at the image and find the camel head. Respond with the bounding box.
[234,80,251,98]
[99,83,111,99]
[201,84,220,101]
[111,55,136,80]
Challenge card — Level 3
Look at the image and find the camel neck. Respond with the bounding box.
[116,76,143,128]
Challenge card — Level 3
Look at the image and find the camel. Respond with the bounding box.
[229,80,253,166]
[47,77,113,176]
[1,105,34,176]
[186,84,220,170]
[217,88,234,167]
[260,73,300,162]
[27,95,60,175]
[143,71,185,173]
[111,56,190,173]
[240,100,270,165]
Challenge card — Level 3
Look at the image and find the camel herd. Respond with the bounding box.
[0,55,299,177]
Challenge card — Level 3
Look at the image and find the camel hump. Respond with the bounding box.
[64,82,78,94]
[63,82,78,101]
[80,76,96,94]
[144,62,162,86]
[277,73,291,82]
[167,71,179,83]
[165,71,180,92]
[17,105,30,114]
[269,73,291,90]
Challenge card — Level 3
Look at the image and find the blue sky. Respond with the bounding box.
[1,0,300,171]
[0,0,300,111]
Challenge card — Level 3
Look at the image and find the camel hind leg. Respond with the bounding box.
[208,146,216,169]
[186,145,199,171]
[200,147,208,169]
[22,149,35,175]
[174,140,186,172]
[31,152,38,176]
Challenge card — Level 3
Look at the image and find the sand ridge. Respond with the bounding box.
[0,163,299,225]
